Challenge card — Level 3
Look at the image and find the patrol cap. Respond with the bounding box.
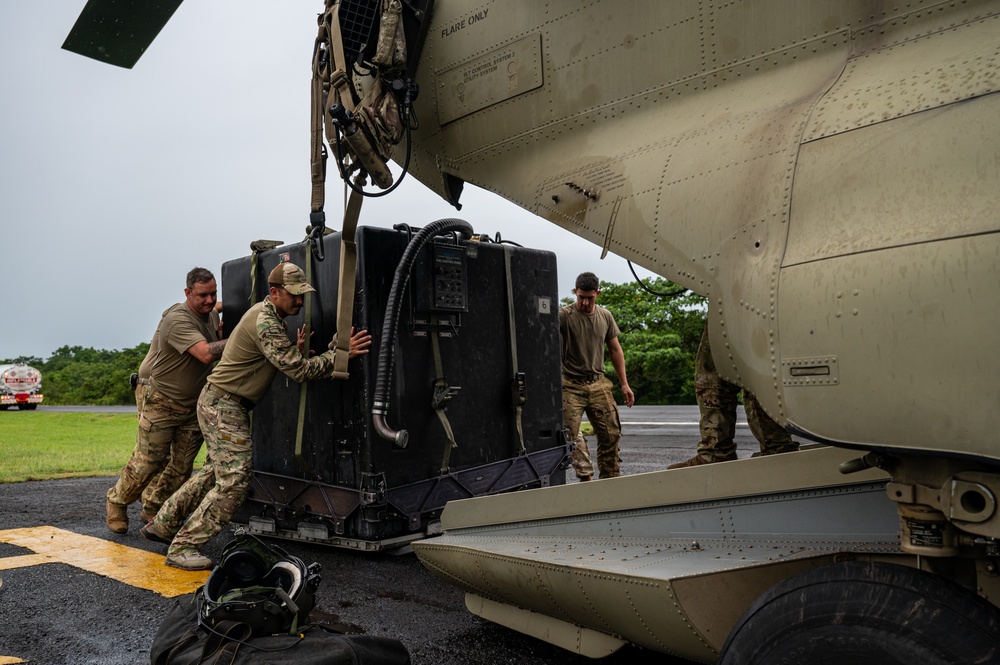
[268,263,316,295]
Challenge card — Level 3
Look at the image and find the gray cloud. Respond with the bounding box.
[0,1,650,359]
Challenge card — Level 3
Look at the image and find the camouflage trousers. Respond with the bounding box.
[695,324,798,461]
[563,376,622,479]
[106,384,203,517]
[157,385,253,557]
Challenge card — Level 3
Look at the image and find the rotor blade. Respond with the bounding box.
[61,0,185,69]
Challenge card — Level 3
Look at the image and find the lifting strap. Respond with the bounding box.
[294,246,320,479]
[309,5,339,249]
[291,194,360,475]
[310,0,355,235]
[312,1,365,379]
[309,20,329,235]
[504,246,526,454]
[320,0,360,158]
[317,0,395,190]
[332,181,364,379]
[325,1,356,116]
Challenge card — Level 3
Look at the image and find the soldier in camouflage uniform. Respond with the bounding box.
[560,272,634,481]
[105,268,226,534]
[668,323,798,468]
[142,262,372,571]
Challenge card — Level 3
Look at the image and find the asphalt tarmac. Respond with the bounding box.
[0,405,769,665]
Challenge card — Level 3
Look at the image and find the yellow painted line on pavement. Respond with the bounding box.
[0,554,50,569]
[0,526,208,597]
[0,657,26,664]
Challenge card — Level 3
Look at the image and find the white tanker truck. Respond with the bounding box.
[0,363,44,410]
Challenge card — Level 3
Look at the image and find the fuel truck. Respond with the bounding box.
[0,364,44,410]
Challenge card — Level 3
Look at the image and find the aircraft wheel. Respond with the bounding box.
[24,403,37,410]
[718,561,1000,665]
[0,405,8,411]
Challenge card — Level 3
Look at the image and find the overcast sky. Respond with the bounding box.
[0,2,654,361]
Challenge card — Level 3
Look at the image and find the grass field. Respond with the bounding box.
[0,412,206,483]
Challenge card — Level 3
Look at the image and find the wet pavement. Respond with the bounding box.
[0,406,768,665]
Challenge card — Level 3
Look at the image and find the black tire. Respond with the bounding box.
[719,561,1000,665]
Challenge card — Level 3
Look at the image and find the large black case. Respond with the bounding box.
[221,225,568,549]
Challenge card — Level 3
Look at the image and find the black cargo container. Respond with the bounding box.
[221,225,569,550]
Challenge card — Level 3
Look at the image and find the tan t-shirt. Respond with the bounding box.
[136,308,167,381]
[147,303,220,407]
[559,304,620,379]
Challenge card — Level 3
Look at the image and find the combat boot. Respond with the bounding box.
[667,453,737,469]
[105,499,128,534]
[140,522,173,546]
[166,550,214,571]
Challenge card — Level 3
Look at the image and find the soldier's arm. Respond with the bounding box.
[607,336,635,407]
[187,339,227,365]
[165,314,226,365]
[258,316,335,382]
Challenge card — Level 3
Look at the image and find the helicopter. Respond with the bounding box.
[63,0,1000,662]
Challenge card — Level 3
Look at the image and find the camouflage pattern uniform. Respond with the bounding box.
[108,383,203,514]
[138,420,203,517]
[156,296,341,559]
[154,385,251,551]
[563,377,622,478]
[691,323,798,462]
[107,303,219,524]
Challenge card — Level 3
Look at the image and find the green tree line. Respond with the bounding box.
[4,279,705,406]
[2,344,148,405]
[563,277,707,405]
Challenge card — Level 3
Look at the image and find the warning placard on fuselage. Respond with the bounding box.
[437,33,543,124]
